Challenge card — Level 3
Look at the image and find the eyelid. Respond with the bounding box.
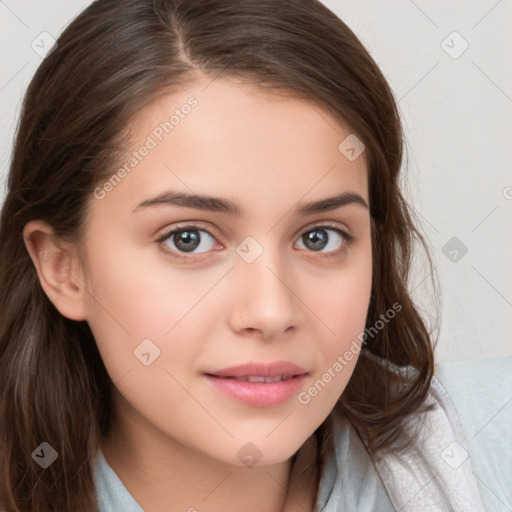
[297,220,351,239]
[154,221,223,245]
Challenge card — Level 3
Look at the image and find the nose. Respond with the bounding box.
[228,244,301,341]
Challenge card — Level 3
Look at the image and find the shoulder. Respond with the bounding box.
[435,356,512,511]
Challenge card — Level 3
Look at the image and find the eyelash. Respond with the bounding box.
[155,221,355,262]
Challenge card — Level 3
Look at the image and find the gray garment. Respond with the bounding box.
[95,357,512,511]
[436,356,512,511]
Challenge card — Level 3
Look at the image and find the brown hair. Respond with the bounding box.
[0,0,438,510]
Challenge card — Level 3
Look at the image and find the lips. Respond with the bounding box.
[204,361,308,379]
[203,361,309,407]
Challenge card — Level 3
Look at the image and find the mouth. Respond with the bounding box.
[203,361,308,407]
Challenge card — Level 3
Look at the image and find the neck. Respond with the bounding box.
[100,399,319,512]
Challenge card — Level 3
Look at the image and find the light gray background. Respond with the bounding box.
[1,0,511,361]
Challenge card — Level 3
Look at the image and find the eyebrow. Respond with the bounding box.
[133,190,369,216]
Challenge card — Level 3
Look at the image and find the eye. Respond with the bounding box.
[157,224,218,258]
[294,223,354,257]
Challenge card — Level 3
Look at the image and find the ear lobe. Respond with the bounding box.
[23,220,87,321]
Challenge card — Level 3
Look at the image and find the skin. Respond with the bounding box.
[24,75,372,512]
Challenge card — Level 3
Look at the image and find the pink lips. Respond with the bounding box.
[203,361,308,407]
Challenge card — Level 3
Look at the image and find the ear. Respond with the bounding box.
[23,220,87,321]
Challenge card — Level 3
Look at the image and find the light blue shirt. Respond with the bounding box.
[95,356,512,511]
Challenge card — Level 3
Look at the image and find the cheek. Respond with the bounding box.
[304,248,372,402]
[84,233,221,327]
[316,247,372,349]
[81,236,223,382]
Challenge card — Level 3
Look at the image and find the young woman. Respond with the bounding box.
[0,1,510,511]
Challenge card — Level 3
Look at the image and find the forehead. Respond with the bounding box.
[95,76,369,217]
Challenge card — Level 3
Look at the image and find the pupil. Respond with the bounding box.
[175,230,199,252]
[304,229,327,251]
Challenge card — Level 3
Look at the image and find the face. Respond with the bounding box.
[79,76,372,467]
